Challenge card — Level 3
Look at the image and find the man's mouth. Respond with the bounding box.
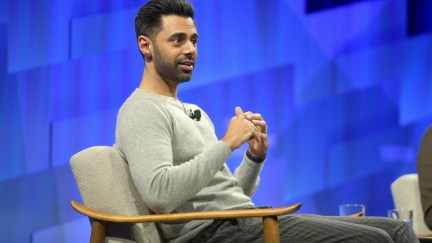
[178,61,194,71]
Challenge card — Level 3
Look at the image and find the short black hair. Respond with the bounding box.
[135,0,195,40]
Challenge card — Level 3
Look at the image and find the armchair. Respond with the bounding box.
[391,174,432,235]
[70,146,301,243]
[391,125,432,236]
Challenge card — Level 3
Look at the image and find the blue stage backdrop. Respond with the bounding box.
[1,0,432,242]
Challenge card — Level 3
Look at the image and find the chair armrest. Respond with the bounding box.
[350,212,364,217]
[71,200,301,223]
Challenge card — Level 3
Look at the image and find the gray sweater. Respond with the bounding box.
[115,89,264,242]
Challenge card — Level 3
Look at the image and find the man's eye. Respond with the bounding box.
[173,37,182,44]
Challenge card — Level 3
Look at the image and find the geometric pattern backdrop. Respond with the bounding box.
[1,0,432,241]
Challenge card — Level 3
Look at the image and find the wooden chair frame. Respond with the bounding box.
[71,200,302,243]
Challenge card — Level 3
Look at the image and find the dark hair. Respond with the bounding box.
[135,0,195,40]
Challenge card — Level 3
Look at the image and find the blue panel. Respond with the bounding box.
[326,88,398,186]
[32,218,90,243]
[296,61,333,104]
[281,86,398,199]
[0,0,7,24]
[8,0,70,72]
[0,24,7,77]
[306,0,373,13]
[288,165,415,216]
[70,0,141,18]
[0,24,26,181]
[408,0,432,36]
[301,0,391,56]
[53,165,83,222]
[400,34,432,125]
[52,108,118,167]
[0,78,26,181]
[16,48,141,120]
[253,157,290,207]
[285,0,400,104]
[14,48,141,173]
[335,40,405,94]
[0,168,60,242]
[327,127,411,187]
[335,0,406,54]
[190,0,327,100]
[16,70,52,174]
[0,164,80,242]
[49,48,141,121]
[71,8,136,59]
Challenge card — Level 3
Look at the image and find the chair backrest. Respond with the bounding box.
[418,125,432,230]
[70,146,163,243]
[391,174,431,234]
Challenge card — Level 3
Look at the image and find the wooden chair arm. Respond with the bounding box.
[71,200,301,223]
[350,211,364,217]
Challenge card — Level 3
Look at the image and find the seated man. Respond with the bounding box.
[417,125,432,229]
[115,0,419,242]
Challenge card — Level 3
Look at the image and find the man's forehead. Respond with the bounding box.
[160,15,197,34]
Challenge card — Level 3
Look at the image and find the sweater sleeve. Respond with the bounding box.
[233,153,265,197]
[116,98,232,214]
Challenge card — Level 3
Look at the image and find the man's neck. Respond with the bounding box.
[138,67,178,97]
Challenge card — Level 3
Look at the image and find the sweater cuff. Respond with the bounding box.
[246,150,266,163]
[218,140,233,157]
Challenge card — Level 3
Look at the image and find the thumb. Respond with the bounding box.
[235,106,243,116]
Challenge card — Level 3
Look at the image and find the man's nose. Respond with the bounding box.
[183,41,197,55]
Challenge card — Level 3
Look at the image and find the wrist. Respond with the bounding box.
[221,138,236,151]
[246,150,266,163]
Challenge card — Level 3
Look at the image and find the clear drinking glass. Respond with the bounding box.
[339,204,366,216]
[387,209,413,227]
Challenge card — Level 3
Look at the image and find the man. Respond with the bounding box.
[115,0,419,242]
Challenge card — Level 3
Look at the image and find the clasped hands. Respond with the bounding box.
[222,106,268,158]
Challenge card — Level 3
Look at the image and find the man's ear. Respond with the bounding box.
[138,35,152,59]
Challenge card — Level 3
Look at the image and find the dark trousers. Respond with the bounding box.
[190,214,419,243]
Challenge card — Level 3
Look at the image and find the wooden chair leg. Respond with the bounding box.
[262,216,280,243]
[90,219,106,243]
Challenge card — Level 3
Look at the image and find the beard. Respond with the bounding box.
[152,45,194,83]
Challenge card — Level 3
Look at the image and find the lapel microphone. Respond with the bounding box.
[189,109,201,121]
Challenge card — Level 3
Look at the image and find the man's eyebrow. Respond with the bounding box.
[168,32,199,39]
[169,32,184,38]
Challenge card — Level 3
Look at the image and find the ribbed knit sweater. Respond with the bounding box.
[115,89,264,242]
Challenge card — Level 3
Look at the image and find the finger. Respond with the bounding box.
[249,113,263,121]
[235,106,243,116]
[247,121,261,142]
[240,110,256,123]
[251,119,266,127]
[243,111,253,120]
[250,117,267,133]
[245,113,263,122]
[236,114,245,120]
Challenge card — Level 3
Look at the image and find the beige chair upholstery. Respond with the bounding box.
[391,174,432,234]
[70,146,163,242]
[70,146,301,243]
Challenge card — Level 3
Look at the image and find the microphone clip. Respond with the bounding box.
[189,109,201,121]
